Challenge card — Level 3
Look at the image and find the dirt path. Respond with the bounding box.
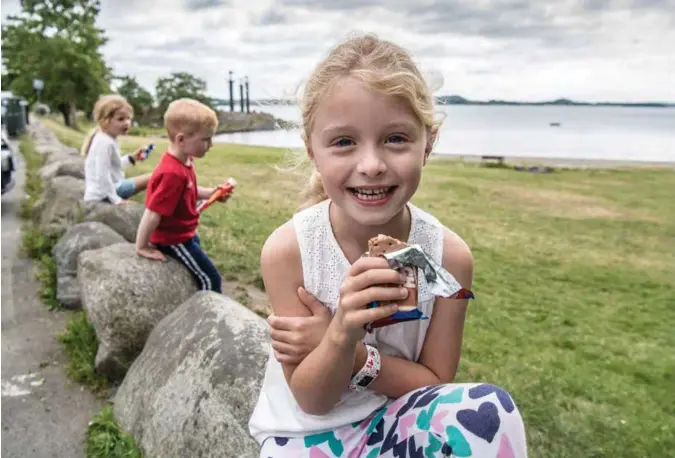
[1,134,103,458]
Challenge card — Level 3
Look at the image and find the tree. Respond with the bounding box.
[1,0,111,128]
[155,72,211,114]
[115,75,154,121]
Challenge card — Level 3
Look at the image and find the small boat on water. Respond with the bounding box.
[550,122,561,127]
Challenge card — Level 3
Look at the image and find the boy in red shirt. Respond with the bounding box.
[135,98,228,293]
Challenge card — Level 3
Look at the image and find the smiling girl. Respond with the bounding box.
[248,34,528,458]
[82,94,153,204]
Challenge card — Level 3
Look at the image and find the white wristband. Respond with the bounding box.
[349,344,381,392]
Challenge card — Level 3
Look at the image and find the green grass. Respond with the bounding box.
[19,133,108,391]
[41,117,675,457]
[87,406,144,458]
[18,135,64,310]
[57,311,110,392]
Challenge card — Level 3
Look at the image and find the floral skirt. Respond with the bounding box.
[260,383,528,458]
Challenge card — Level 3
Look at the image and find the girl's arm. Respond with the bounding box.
[261,221,359,415]
[352,228,473,397]
[120,147,145,169]
[269,228,474,399]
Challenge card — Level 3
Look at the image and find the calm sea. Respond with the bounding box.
[213,104,675,163]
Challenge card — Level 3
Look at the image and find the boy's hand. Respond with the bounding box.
[136,246,167,262]
[216,187,234,202]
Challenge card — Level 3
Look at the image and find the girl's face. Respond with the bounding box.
[105,107,132,137]
[308,77,428,228]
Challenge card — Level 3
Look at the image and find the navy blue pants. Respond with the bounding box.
[156,235,222,293]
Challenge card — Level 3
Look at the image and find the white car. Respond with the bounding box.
[1,135,16,195]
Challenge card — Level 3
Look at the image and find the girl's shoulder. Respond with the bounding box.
[409,203,472,271]
[90,130,118,151]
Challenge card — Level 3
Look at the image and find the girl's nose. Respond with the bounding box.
[356,148,387,177]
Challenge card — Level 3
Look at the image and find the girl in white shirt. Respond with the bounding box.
[82,94,152,204]
[248,34,528,458]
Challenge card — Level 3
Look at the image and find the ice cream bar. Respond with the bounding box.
[368,234,418,312]
[364,234,475,332]
[196,177,237,213]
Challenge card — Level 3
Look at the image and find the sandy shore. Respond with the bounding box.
[429,152,675,170]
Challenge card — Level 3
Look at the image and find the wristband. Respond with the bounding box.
[128,155,136,166]
[348,344,381,392]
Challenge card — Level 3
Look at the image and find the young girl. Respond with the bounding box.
[82,94,153,204]
[248,34,528,458]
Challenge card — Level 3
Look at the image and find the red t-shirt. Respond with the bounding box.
[145,152,199,245]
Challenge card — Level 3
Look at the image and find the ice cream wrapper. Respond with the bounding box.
[366,243,474,332]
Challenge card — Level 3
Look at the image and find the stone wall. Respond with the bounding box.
[27,120,269,458]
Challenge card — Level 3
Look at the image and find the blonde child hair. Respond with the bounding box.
[296,33,443,209]
[81,94,134,157]
[163,98,218,141]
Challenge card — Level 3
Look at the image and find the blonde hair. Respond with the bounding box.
[163,98,218,141]
[296,33,443,209]
[81,94,133,157]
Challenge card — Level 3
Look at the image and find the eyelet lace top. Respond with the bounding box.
[249,199,446,444]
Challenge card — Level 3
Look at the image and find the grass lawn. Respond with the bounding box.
[42,117,675,457]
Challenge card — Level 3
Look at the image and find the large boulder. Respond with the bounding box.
[31,175,85,237]
[52,222,126,309]
[82,202,145,242]
[39,157,85,181]
[114,292,269,458]
[78,243,199,380]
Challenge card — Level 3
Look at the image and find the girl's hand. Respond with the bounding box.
[268,287,332,365]
[134,147,147,161]
[330,256,407,344]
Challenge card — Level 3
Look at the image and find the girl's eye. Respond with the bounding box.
[387,134,407,144]
[333,137,354,147]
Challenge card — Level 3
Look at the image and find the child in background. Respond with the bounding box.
[82,94,153,204]
[135,98,229,293]
[248,34,528,457]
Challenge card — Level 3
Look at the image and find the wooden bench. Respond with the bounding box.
[481,155,505,166]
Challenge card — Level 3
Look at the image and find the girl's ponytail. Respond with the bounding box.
[299,168,328,210]
[81,127,99,158]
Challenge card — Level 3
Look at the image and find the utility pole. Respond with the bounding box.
[239,79,245,113]
[245,76,250,114]
[228,71,234,112]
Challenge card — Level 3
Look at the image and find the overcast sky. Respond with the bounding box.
[2,0,674,103]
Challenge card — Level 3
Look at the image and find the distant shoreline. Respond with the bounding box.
[429,152,675,169]
[238,98,675,109]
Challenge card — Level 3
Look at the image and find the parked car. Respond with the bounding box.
[1,135,16,194]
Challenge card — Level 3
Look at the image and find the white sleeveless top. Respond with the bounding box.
[248,199,446,444]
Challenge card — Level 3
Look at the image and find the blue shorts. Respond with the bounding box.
[115,178,137,199]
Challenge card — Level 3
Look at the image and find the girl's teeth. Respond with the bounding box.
[352,187,392,200]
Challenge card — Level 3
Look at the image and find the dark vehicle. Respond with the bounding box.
[2,135,16,195]
[1,92,28,138]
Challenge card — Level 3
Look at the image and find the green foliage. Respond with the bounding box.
[155,71,211,113]
[87,406,143,458]
[1,0,111,127]
[115,75,154,121]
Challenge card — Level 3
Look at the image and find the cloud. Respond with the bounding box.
[183,0,229,10]
[1,0,674,102]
